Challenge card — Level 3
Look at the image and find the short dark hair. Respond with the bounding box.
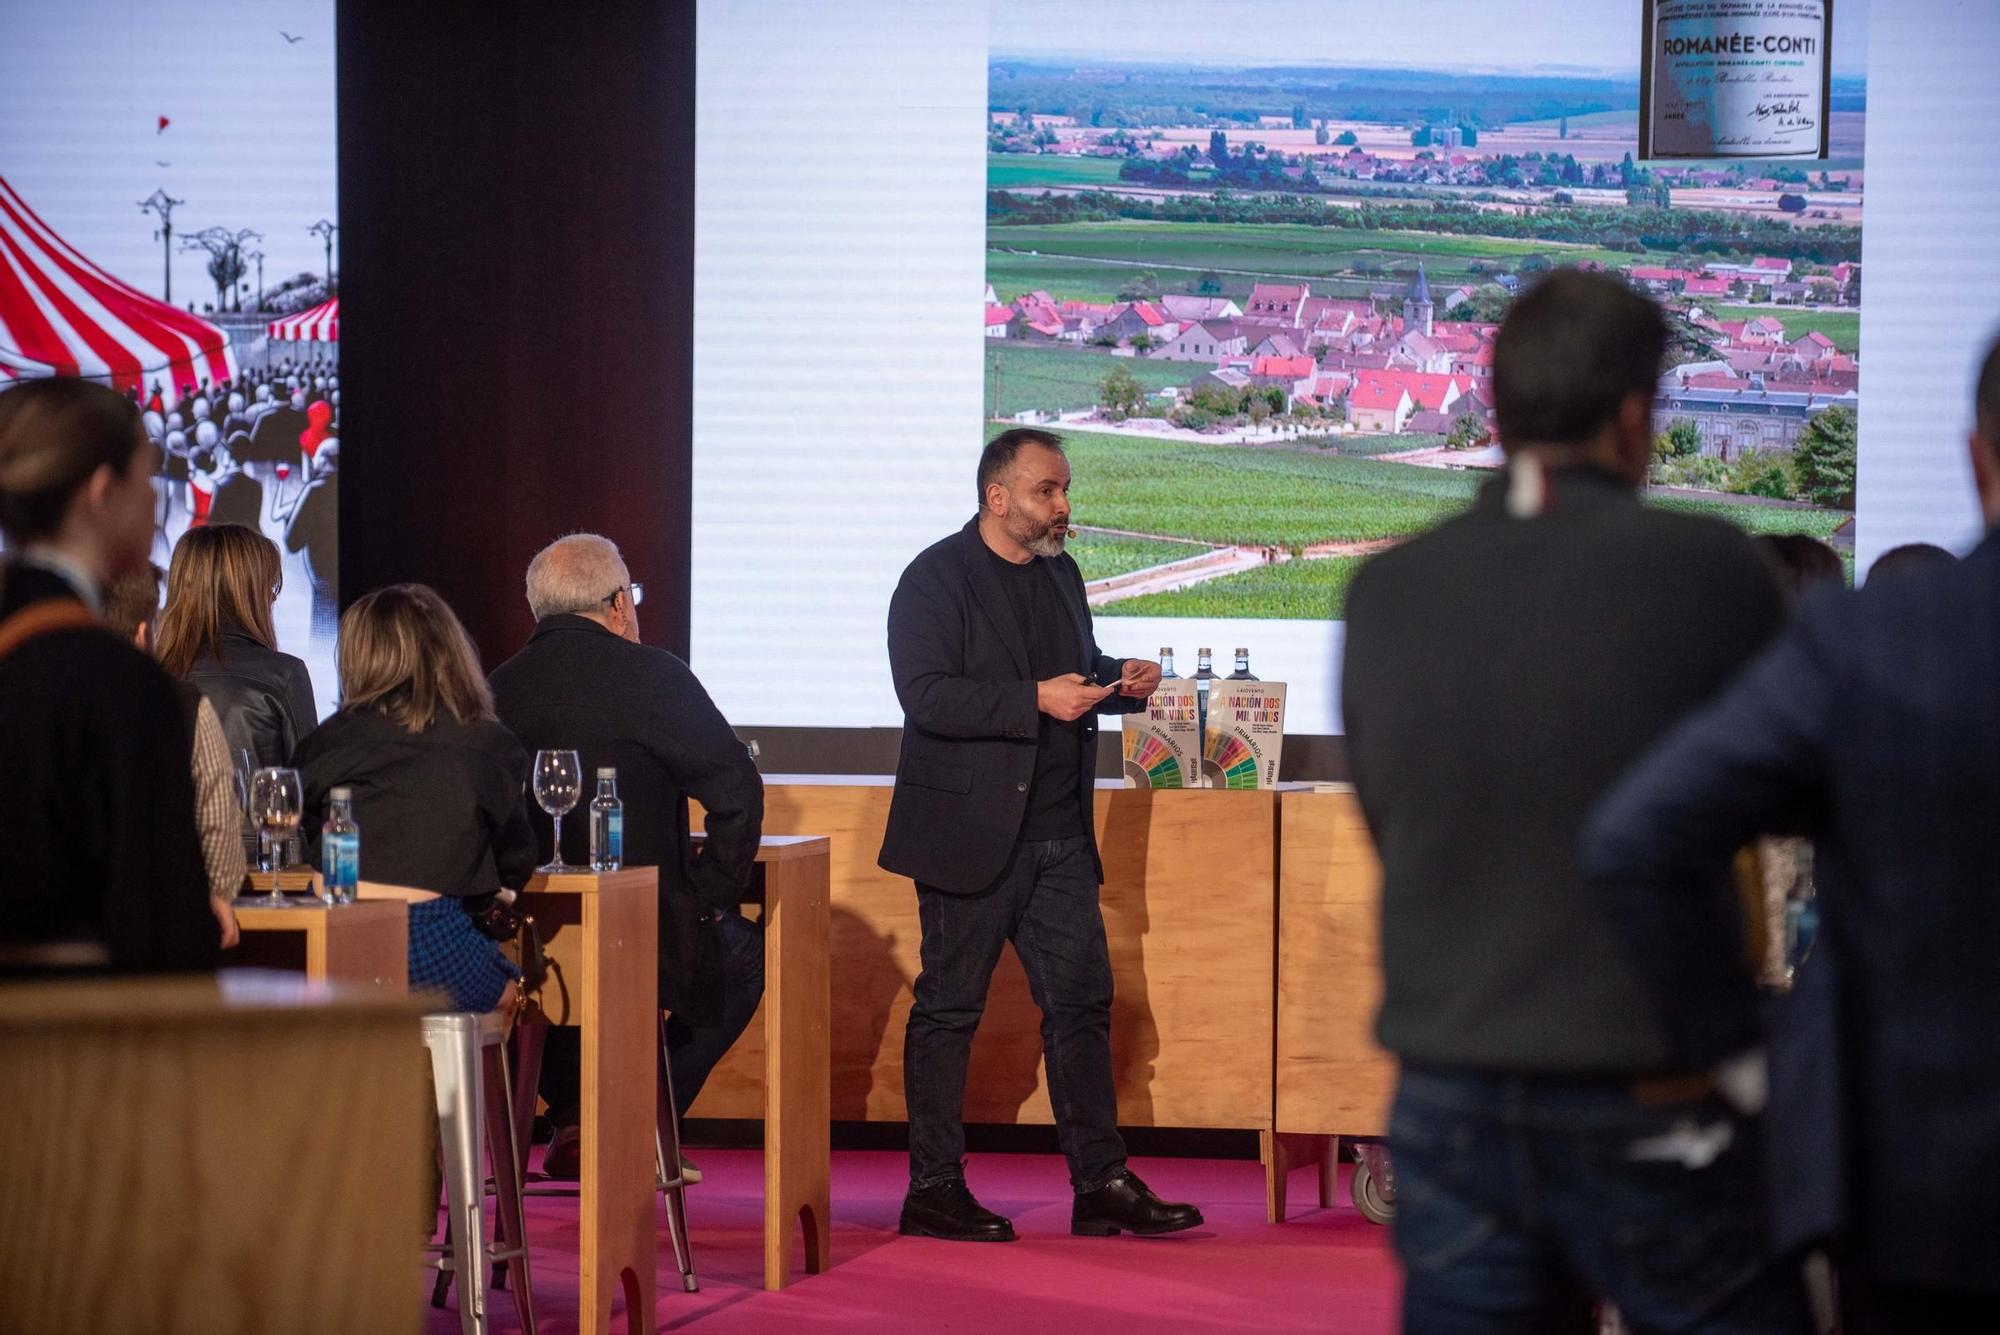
[1754,533,1843,601]
[103,561,165,642]
[0,378,147,544]
[1976,332,2000,456]
[1868,542,1957,583]
[977,428,1065,507]
[1492,269,1667,452]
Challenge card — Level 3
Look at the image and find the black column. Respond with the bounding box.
[337,0,694,662]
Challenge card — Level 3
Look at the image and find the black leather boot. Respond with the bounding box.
[899,1178,1018,1242]
[1072,1170,1203,1237]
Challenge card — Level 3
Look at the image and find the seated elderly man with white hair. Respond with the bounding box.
[490,532,765,1180]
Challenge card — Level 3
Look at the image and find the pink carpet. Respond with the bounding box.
[421,1149,1401,1333]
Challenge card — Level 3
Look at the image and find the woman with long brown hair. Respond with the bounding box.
[156,522,319,767]
[293,584,535,1012]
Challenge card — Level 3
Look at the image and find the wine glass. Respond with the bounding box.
[533,749,583,873]
[249,767,304,906]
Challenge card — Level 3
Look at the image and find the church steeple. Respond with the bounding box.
[1403,261,1434,337]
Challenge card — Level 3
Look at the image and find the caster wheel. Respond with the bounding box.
[1352,1157,1395,1225]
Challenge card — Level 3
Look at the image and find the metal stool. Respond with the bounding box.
[423,1011,537,1335]
[654,1014,699,1293]
[507,1008,700,1293]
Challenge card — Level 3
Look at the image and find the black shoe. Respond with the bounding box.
[899,1178,1017,1242]
[542,1124,580,1181]
[1072,1170,1203,1237]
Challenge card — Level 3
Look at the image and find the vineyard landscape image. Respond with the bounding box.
[985,1,1867,619]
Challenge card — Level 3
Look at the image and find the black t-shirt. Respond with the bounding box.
[988,549,1085,841]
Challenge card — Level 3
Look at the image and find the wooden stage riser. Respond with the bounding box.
[692,785,1391,1138]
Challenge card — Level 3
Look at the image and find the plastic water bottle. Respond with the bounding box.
[589,768,624,872]
[321,786,360,904]
[1227,647,1258,681]
[1158,646,1179,679]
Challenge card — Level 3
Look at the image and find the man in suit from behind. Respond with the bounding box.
[880,428,1201,1243]
[1584,334,2000,1332]
[1341,271,1808,1332]
[490,532,764,1179]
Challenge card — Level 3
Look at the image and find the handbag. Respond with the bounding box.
[468,888,548,992]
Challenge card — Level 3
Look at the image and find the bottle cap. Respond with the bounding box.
[1198,646,1212,654]
[329,786,351,800]
[1159,646,1174,655]
[1234,647,1249,656]
[597,767,616,779]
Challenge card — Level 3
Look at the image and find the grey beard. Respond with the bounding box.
[1025,528,1067,558]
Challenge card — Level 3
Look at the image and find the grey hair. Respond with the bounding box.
[525,533,631,620]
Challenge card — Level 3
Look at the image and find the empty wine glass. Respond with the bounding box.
[249,767,303,906]
[533,749,583,873]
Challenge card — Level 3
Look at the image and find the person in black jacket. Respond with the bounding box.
[295,584,534,1014]
[156,522,320,768]
[1341,272,1808,1332]
[1584,336,2000,1332]
[490,533,764,1179]
[0,376,217,975]
[880,429,1200,1243]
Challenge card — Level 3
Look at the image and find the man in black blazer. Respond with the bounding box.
[880,429,1200,1242]
[491,533,764,1178]
[1584,336,2000,1331]
[1341,272,1808,1331]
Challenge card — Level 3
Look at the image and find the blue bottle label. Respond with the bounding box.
[607,811,623,859]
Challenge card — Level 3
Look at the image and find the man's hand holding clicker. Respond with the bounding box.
[1117,659,1162,700]
[1037,673,1116,721]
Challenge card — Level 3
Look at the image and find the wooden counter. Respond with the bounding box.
[690,779,1279,1132]
[1266,787,1397,1220]
[0,974,427,1335]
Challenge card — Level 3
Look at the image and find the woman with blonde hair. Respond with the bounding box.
[293,584,535,1012]
[156,522,318,768]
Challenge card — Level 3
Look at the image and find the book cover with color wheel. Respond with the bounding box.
[1200,681,1287,789]
[1121,679,1199,788]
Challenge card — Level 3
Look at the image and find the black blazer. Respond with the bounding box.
[878,518,1141,894]
[490,615,764,1026]
[0,565,217,973]
[294,708,538,902]
[1342,465,1783,1074]
[1583,528,2000,1291]
[186,626,319,768]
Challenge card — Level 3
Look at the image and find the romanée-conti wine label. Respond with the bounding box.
[1641,0,1832,159]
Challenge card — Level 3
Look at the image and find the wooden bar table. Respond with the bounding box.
[519,868,658,1335]
[231,893,409,992]
[745,835,832,1291]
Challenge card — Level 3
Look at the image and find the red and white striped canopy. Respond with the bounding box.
[267,296,338,343]
[0,174,236,396]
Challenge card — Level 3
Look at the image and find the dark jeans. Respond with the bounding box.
[540,908,765,1126]
[1391,1066,1812,1335]
[905,834,1124,1192]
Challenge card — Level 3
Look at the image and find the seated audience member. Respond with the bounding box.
[1340,271,1807,1332]
[0,378,217,974]
[1584,334,2000,1333]
[155,523,319,769]
[490,533,764,1179]
[295,585,534,1014]
[1866,540,1955,583]
[103,562,244,948]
